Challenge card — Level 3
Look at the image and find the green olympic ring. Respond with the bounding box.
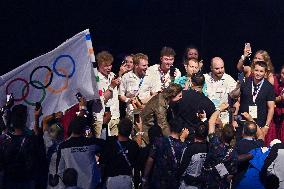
[22,80,46,106]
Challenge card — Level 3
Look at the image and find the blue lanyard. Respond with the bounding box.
[138,76,144,88]
[116,140,132,167]
[168,137,186,165]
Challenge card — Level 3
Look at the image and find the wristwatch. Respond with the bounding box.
[264,124,270,128]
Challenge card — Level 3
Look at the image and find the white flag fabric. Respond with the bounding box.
[0,29,99,128]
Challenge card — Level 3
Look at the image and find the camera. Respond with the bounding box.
[105,106,111,112]
[113,74,119,80]
[134,113,140,123]
[75,92,82,102]
[35,102,41,111]
[6,93,14,103]
[170,66,175,77]
[85,126,92,137]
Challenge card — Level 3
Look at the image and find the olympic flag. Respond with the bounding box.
[0,29,99,128]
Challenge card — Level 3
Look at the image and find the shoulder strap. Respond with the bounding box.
[116,140,132,168]
[15,137,26,160]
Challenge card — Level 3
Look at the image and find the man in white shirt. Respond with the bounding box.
[138,46,181,103]
[204,57,237,124]
[92,51,120,138]
[119,53,149,119]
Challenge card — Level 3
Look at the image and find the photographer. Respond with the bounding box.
[54,97,105,189]
[233,112,265,188]
[0,94,15,141]
[41,109,64,189]
[202,103,237,189]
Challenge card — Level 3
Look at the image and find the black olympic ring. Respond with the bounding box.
[29,66,53,89]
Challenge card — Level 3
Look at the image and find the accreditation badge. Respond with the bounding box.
[249,105,258,119]
[215,163,229,178]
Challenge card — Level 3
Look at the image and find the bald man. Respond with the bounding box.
[204,57,237,124]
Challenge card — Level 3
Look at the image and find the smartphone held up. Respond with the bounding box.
[75,92,83,102]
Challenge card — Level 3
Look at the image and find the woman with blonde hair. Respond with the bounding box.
[237,45,274,85]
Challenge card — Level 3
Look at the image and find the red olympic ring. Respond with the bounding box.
[5,78,29,102]
[45,67,69,94]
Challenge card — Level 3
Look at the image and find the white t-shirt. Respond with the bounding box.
[204,72,236,107]
[204,72,236,124]
[138,64,181,100]
[119,71,143,117]
[92,70,120,122]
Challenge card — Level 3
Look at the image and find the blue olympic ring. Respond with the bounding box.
[53,55,76,78]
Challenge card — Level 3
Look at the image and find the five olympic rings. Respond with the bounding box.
[5,55,76,106]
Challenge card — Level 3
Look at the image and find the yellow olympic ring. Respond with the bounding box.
[44,67,69,94]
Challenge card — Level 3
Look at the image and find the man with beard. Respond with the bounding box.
[204,57,237,124]
[119,53,149,119]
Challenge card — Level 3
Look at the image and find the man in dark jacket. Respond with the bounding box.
[0,104,37,189]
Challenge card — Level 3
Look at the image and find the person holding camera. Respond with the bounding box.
[201,102,237,189]
[118,54,134,77]
[54,106,105,189]
[40,109,64,189]
[92,51,121,138]
[138,46,181,104]
[233,112,265,189]
[0,94,14,136]
[236,43,274,85]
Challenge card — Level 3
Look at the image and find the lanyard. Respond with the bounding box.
[134,75,145,97]
[159,66,170,89]
[168,137,186,165]
[138,76,144,89]
[251,79,264,103]
[116,140,132,168]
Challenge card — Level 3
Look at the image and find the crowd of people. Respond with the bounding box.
[0,44,284,189]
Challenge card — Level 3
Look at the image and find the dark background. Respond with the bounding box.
[1,0,284,78]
